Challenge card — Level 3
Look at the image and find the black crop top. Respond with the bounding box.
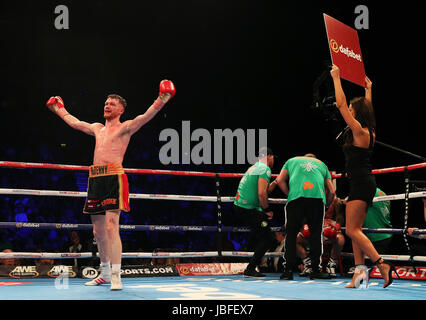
[343,127,374,179]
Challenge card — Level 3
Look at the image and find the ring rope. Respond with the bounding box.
[1,251,426,263]
[0,188,236,202]
[1,160,426,179]
[1,188,425,204]
[1,221,425,235]
[340,253,426,263]
[0,251,220,259]
[0,251,283,259]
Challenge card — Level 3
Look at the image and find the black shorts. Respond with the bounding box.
[83,163,130,215]
[347,175,376,207]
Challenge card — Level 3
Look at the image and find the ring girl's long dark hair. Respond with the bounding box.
[343,97,376,148]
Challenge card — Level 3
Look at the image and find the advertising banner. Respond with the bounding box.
[324,13,366,87]
[370,266,426,280]
[176,263,248,276]
[0,265,77,279]
[81,264,179,278]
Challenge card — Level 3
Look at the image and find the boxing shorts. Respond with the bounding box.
[83,163,130,214]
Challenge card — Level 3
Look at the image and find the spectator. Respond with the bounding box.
[13,200,28,223]
[0,249,20,266]
[35,248,55,267]
[0,231,13,252]
[63,231,87,268]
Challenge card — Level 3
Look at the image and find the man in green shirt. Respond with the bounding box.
[275,153,335,280]
[233,147,276,277]
[362,188,392,253]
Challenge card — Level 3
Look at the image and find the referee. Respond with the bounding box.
[233,147,276,277]
[275,154,335,280]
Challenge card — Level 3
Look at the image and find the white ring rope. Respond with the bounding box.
[0,251,283,260]
[1,188,425,204]
[1,251,426,263]
[340,253,426,263]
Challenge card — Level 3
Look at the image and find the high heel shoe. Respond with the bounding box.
[345,265,369,289]
[375,258,400,288]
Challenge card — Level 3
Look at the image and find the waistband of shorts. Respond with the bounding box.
[89,163,124,177]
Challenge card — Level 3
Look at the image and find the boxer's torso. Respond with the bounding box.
[92,122,130,165]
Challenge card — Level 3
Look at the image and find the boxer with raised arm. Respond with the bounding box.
[46,80,175,290]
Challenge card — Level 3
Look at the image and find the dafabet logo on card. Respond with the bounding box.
[330,39,339,53]
[329,39,362,62]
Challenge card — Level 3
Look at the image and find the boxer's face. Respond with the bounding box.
[104,98,124,120]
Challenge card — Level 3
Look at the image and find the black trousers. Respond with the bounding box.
[284,197,325,272]
[233,204,275,269]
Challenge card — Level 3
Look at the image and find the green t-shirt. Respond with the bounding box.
[234,161,272,211]
[363,188,392,242]
[282,156,331,204]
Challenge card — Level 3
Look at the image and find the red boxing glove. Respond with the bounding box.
[153,80,176,110]
[46,96,64,113]
[301,224,310,239]
[159,80,176,98]
[323,226,337,239]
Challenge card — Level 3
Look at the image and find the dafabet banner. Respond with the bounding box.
[324,13,366,87]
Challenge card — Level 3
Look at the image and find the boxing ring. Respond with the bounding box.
[1,160,426,301]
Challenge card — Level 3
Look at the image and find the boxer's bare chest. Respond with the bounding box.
[93,124,130,164]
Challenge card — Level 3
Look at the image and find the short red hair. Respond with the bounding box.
[107,94,127,109]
